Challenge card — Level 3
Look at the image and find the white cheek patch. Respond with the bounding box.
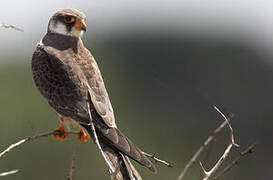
[49,21,68,35]
[70,27,83,37]
[49,21,83,38]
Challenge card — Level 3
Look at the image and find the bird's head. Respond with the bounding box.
[48,8,86,38]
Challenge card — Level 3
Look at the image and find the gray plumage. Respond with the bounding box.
[31,8,156,179]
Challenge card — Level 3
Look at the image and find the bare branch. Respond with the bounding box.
[87,94,115,174]
[200,143,232,180]
[142,152,172,167]
[214,143,256,180]
[202,139,216,168]
[213,106,239,148]
[67,152,76,180]
[0,169,20,176]
[199,106,239,180]
[0,23,23,32]
[0,131,78,159]
[177,106,229,180]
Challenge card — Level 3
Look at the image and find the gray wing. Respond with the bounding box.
[76,47,116,127]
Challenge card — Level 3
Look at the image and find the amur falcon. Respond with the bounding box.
[31,8,156,179]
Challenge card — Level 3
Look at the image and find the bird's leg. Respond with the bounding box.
[77,129,89,142]
[53,124,70,141]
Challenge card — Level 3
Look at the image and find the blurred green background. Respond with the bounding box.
[1,1,273,180]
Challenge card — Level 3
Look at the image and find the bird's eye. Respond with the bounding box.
[64,16,75,23]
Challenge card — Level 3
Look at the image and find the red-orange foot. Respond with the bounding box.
[53,124,70,141]
[77,129,89,142]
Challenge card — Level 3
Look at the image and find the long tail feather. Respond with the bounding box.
[101,143,142,180]
[97,127,157,173]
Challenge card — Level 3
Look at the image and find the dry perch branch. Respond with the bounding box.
[0,131,78,159]
[177,106,229,180]
[0,23,23,32]
[214,143,256,180]
[142,152,172,167]
[67,152,76,180]
[0,169,20,177]
[199,106,239,180]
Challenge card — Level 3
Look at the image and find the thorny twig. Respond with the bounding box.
[202,139,216,168]
[142,152,173,167]
[214,143,256,180]
[177,106,229,180]
[199,106,239,180]
[0,23,23,32]
[0,169,20,177]
[199,140,216,179]
[67,152,76,180]
[0,131,78,159]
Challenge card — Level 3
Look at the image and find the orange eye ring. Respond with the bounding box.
[64,15,75,23]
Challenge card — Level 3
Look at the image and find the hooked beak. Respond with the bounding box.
[75,18,86,32]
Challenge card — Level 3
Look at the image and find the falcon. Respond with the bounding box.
[32,8,156,179]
